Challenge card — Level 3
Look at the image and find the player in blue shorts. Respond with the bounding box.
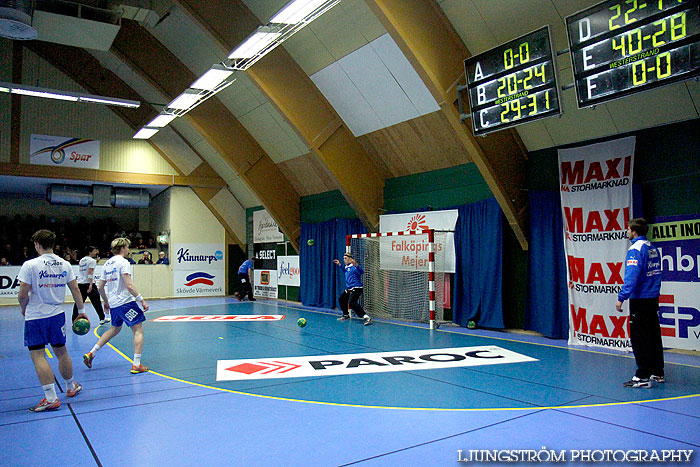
[18,229,87,412]
[83,237,150,374]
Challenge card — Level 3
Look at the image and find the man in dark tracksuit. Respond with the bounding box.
[616,218,663,388]
[334,252,372,326]
[237,258,256,301]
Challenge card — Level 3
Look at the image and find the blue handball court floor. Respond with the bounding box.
[1,297,699,466]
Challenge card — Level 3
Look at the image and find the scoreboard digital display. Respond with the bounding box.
[566,0,700,108]
[464,26,562,136]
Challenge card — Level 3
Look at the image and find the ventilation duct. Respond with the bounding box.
[0,0,37,40]
[47,184,92,206]
[46,184,151,208]
[113,188,150,208]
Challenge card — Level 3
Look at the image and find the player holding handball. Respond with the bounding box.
[334,252,372,326]
[83,237,150,374]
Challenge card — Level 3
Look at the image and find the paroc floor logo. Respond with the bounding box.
[184,272,215,286]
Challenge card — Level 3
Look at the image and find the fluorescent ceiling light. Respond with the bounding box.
[12,88,79,101]
[133,128,159,139]
[79,96,140,108]
[166,92,201,110]
[228,30,280,59]
[0,81,140,107]
[191,67,234,91]
[271,0,334,24]
[147,114,178,128]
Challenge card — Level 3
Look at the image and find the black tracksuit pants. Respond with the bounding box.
[339,288,366,318]
[72,282,105,322]
[629,297,664,379]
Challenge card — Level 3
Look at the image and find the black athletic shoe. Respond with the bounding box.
[650,375,665,383]
[623,376,653,388]
[249,298,256,301]
[337,315,350,321]
[363,316,373,326]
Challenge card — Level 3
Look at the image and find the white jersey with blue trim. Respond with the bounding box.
[101,255,135,308]
[77,256,97,284]
[18,253,75,320]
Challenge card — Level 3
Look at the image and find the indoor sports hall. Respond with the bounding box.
[1,0,699,466]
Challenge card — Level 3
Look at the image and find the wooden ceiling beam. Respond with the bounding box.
[365,0,530,249]
[175,0,385,230]
[111,20,301,247]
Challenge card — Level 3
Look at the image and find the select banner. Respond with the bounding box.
[560,136,635,350]
[650,214,700,351]
[216,346,537,381]
[277,256,300,287]
[379,210,457,273]
[254,269,277,298]
[30,134,100,169]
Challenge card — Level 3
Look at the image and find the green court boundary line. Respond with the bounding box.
[95,302,700,412]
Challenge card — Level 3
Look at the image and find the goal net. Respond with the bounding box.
[347,230,447,329]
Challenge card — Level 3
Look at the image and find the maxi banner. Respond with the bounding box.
[649,215,700,351]
[560,136,635,350]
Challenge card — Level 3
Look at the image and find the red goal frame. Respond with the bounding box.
[346,229,437,329]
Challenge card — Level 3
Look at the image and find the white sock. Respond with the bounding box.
[42,383,58,402]
[133,353,141,366]
[65,377,74,388]
[90,344,101,354]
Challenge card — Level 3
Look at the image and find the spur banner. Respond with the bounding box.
[559,136,635,349]
[30,134,100,169]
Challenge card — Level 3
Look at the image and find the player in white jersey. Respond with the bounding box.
[83,237,150,374]
[18,230,87,412]
[72,246,108,325]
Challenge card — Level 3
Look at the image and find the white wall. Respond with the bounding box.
[169,186,224,245]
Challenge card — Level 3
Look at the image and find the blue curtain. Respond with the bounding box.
[452,198,504,329]
[300,218,366,309]
[525,190,569,338]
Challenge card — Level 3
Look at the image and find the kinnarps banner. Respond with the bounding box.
[173,244,225,297]
[559,136,635,350]
[649,215,700,351]
[30,134,100,169]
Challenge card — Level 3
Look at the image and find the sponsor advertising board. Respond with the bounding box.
[173,244,225,297]
[217,346,536,381]
[30,134,100,169]
[559,137,635,350]
[379,210,457,273]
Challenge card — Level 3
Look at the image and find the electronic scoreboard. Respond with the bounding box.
[464,26,562,136]
[566,0,700,108]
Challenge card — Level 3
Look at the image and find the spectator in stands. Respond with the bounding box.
[0,257,9,266]
[156,251,169,265]
[138,251,153,265]
[136,238,147,250]
[125,252,136,265]
[147,238,156,249]
[18,246,32,264]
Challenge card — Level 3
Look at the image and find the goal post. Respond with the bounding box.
[346,229,446,330]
